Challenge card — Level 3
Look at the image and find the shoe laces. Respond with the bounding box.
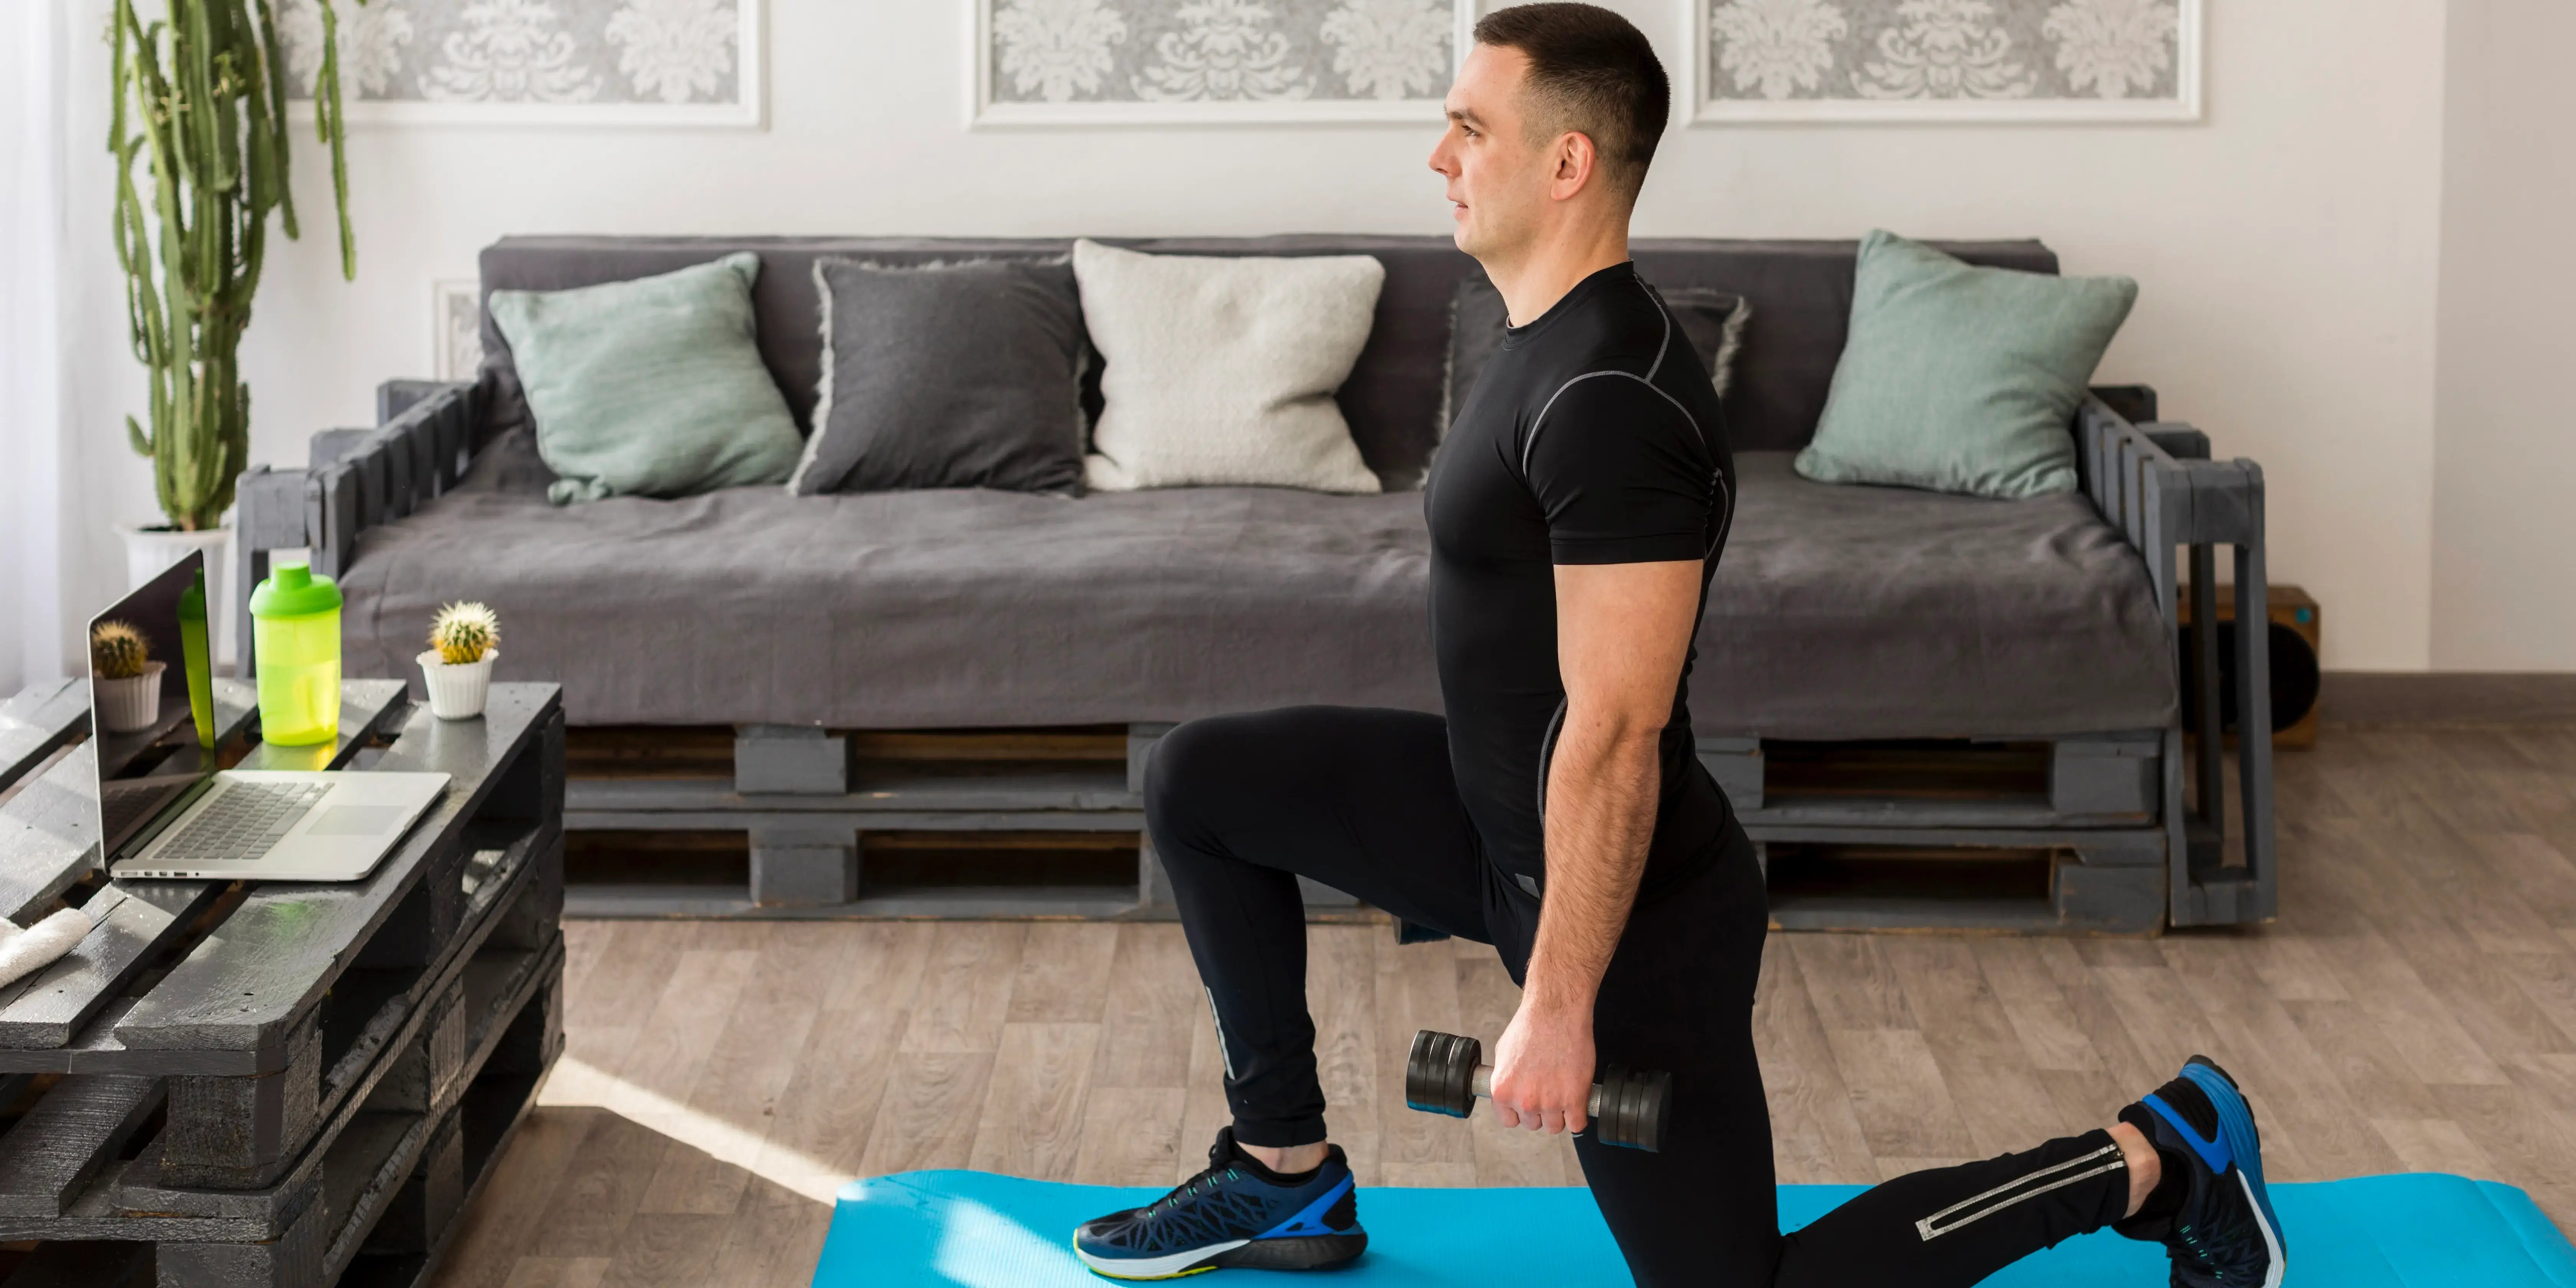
[1145,1157,1244,1219]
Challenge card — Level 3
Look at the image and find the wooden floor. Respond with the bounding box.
[429,721,2576,1288]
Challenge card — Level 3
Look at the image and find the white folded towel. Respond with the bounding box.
[0,907,92,990]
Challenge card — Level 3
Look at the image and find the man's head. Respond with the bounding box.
[1431,3,1669,263]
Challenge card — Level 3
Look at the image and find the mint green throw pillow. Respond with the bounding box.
[489,253,803,504]
[1796,230,2137,499]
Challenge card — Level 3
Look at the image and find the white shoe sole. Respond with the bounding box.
[2239,1170,2286,1288]
[1072,1237,1248,1279]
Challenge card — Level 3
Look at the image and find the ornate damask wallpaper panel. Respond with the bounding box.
[975,0,1476,125]
[280,0,762,125]
[1686,0,2199,122]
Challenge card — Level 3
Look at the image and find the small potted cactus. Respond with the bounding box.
[417,602,501,720]
[90,619,166,733]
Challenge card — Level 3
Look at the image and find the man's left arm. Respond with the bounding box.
[1486,557,1705,1135]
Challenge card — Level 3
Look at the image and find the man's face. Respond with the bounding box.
[1430,43,1552,262]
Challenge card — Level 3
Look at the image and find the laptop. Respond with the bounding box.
[92,552,449,882]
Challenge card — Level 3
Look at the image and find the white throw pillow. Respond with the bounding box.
[1072,239,1385,493]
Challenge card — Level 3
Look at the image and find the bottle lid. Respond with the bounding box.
[250,563,342,618]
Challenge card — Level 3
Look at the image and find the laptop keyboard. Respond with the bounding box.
[154,780,330,865]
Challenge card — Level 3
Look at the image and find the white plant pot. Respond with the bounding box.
[418,650,496,720]
[117,522,233,667]
[95,662,166,734]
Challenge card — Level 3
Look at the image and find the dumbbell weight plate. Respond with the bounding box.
[1594,1061,1631,1146]
[1585,1063,1671,1152]
[1405,1029,1479,1118]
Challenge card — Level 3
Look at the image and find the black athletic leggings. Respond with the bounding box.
[1147,705,2132,1287]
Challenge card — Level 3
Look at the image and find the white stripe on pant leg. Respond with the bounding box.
[1206,987,1239,1082]
[1914,1143,2127,1242]
[1914,1157,2127,1242]
[1917,1143,2122,1234]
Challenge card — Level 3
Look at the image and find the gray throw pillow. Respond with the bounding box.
[1438,271,1749,479]
[487,252,803,505]
[789,257,1089,496]
[1796,229,2137,499]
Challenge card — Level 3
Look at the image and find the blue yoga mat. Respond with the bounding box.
[813,1170,2576,1287]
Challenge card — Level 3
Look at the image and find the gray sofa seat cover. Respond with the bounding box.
[338,446,2174,738]
[1711,452,2173,738]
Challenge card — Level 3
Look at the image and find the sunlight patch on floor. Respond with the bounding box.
[539,1055,851,1204]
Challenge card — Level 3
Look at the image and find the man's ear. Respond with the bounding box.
[1550,131,1597,202]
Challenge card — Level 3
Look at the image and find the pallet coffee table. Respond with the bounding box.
[0,676,565,1287]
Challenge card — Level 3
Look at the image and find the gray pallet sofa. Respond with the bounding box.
[234,234,2274,932]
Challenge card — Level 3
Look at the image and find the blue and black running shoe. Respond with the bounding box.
[1073,1127,1366,1279]
[2116,1056,2286,1288]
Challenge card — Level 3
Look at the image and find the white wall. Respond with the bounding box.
[51,0,2456,671]
[2430,0,2576,670]
[58,0,143,683]
[2,0,69,697]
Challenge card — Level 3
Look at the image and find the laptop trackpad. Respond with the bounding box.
[307,805,406,837]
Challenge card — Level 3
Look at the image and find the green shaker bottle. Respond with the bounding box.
[250,563,343,746]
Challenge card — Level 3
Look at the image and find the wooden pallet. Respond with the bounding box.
[1704,733,2164,935]
[556,722,2168,932]
[562,722,1381,920]
[0,678,567,1285]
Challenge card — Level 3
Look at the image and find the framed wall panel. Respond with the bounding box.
[1683,0,2201,124]
[972,0,1474,127]
[282,0,764,127]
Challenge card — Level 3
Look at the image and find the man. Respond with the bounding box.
[1071,6,2285,1286]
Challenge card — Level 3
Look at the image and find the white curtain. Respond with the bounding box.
[0,0,68,696]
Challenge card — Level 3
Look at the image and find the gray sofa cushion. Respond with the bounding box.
[342,475,1442,731]
[1709,452,2174,738]
[475,236,2059,488]
[338,451,2172,738]
[791,256,1090,497]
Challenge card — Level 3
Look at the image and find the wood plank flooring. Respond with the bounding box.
[430,723,2576,1288]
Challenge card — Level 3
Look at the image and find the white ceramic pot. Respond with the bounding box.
[418,650,496,720]
[118,522,232,667]
[95,662,166,734]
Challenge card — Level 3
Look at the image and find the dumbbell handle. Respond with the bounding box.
[1466,1064,1611,1119]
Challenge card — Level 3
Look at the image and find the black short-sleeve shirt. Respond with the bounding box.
[1423,261,1738,891]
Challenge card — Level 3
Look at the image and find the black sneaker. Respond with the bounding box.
[2116,1056,2286,1288]
[1072,1127,1366,1279]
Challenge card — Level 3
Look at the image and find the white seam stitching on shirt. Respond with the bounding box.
[1708,471,1733,560]
[1520,370,1626,479]
[1520,370,1725,558]
[1612,370,1711,452]
[1640,276,1673,384]
[1521,370,1712,476]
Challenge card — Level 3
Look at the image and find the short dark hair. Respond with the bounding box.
[1472,3,1670,200]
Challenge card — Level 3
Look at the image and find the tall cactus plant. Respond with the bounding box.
[108,0,362,532]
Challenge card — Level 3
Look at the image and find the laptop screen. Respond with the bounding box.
[87,550,220,864]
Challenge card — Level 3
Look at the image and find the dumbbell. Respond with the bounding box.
[1404,1029,1671,1152]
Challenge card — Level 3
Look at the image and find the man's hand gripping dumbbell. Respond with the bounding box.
[1405,1029,1673,1152]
